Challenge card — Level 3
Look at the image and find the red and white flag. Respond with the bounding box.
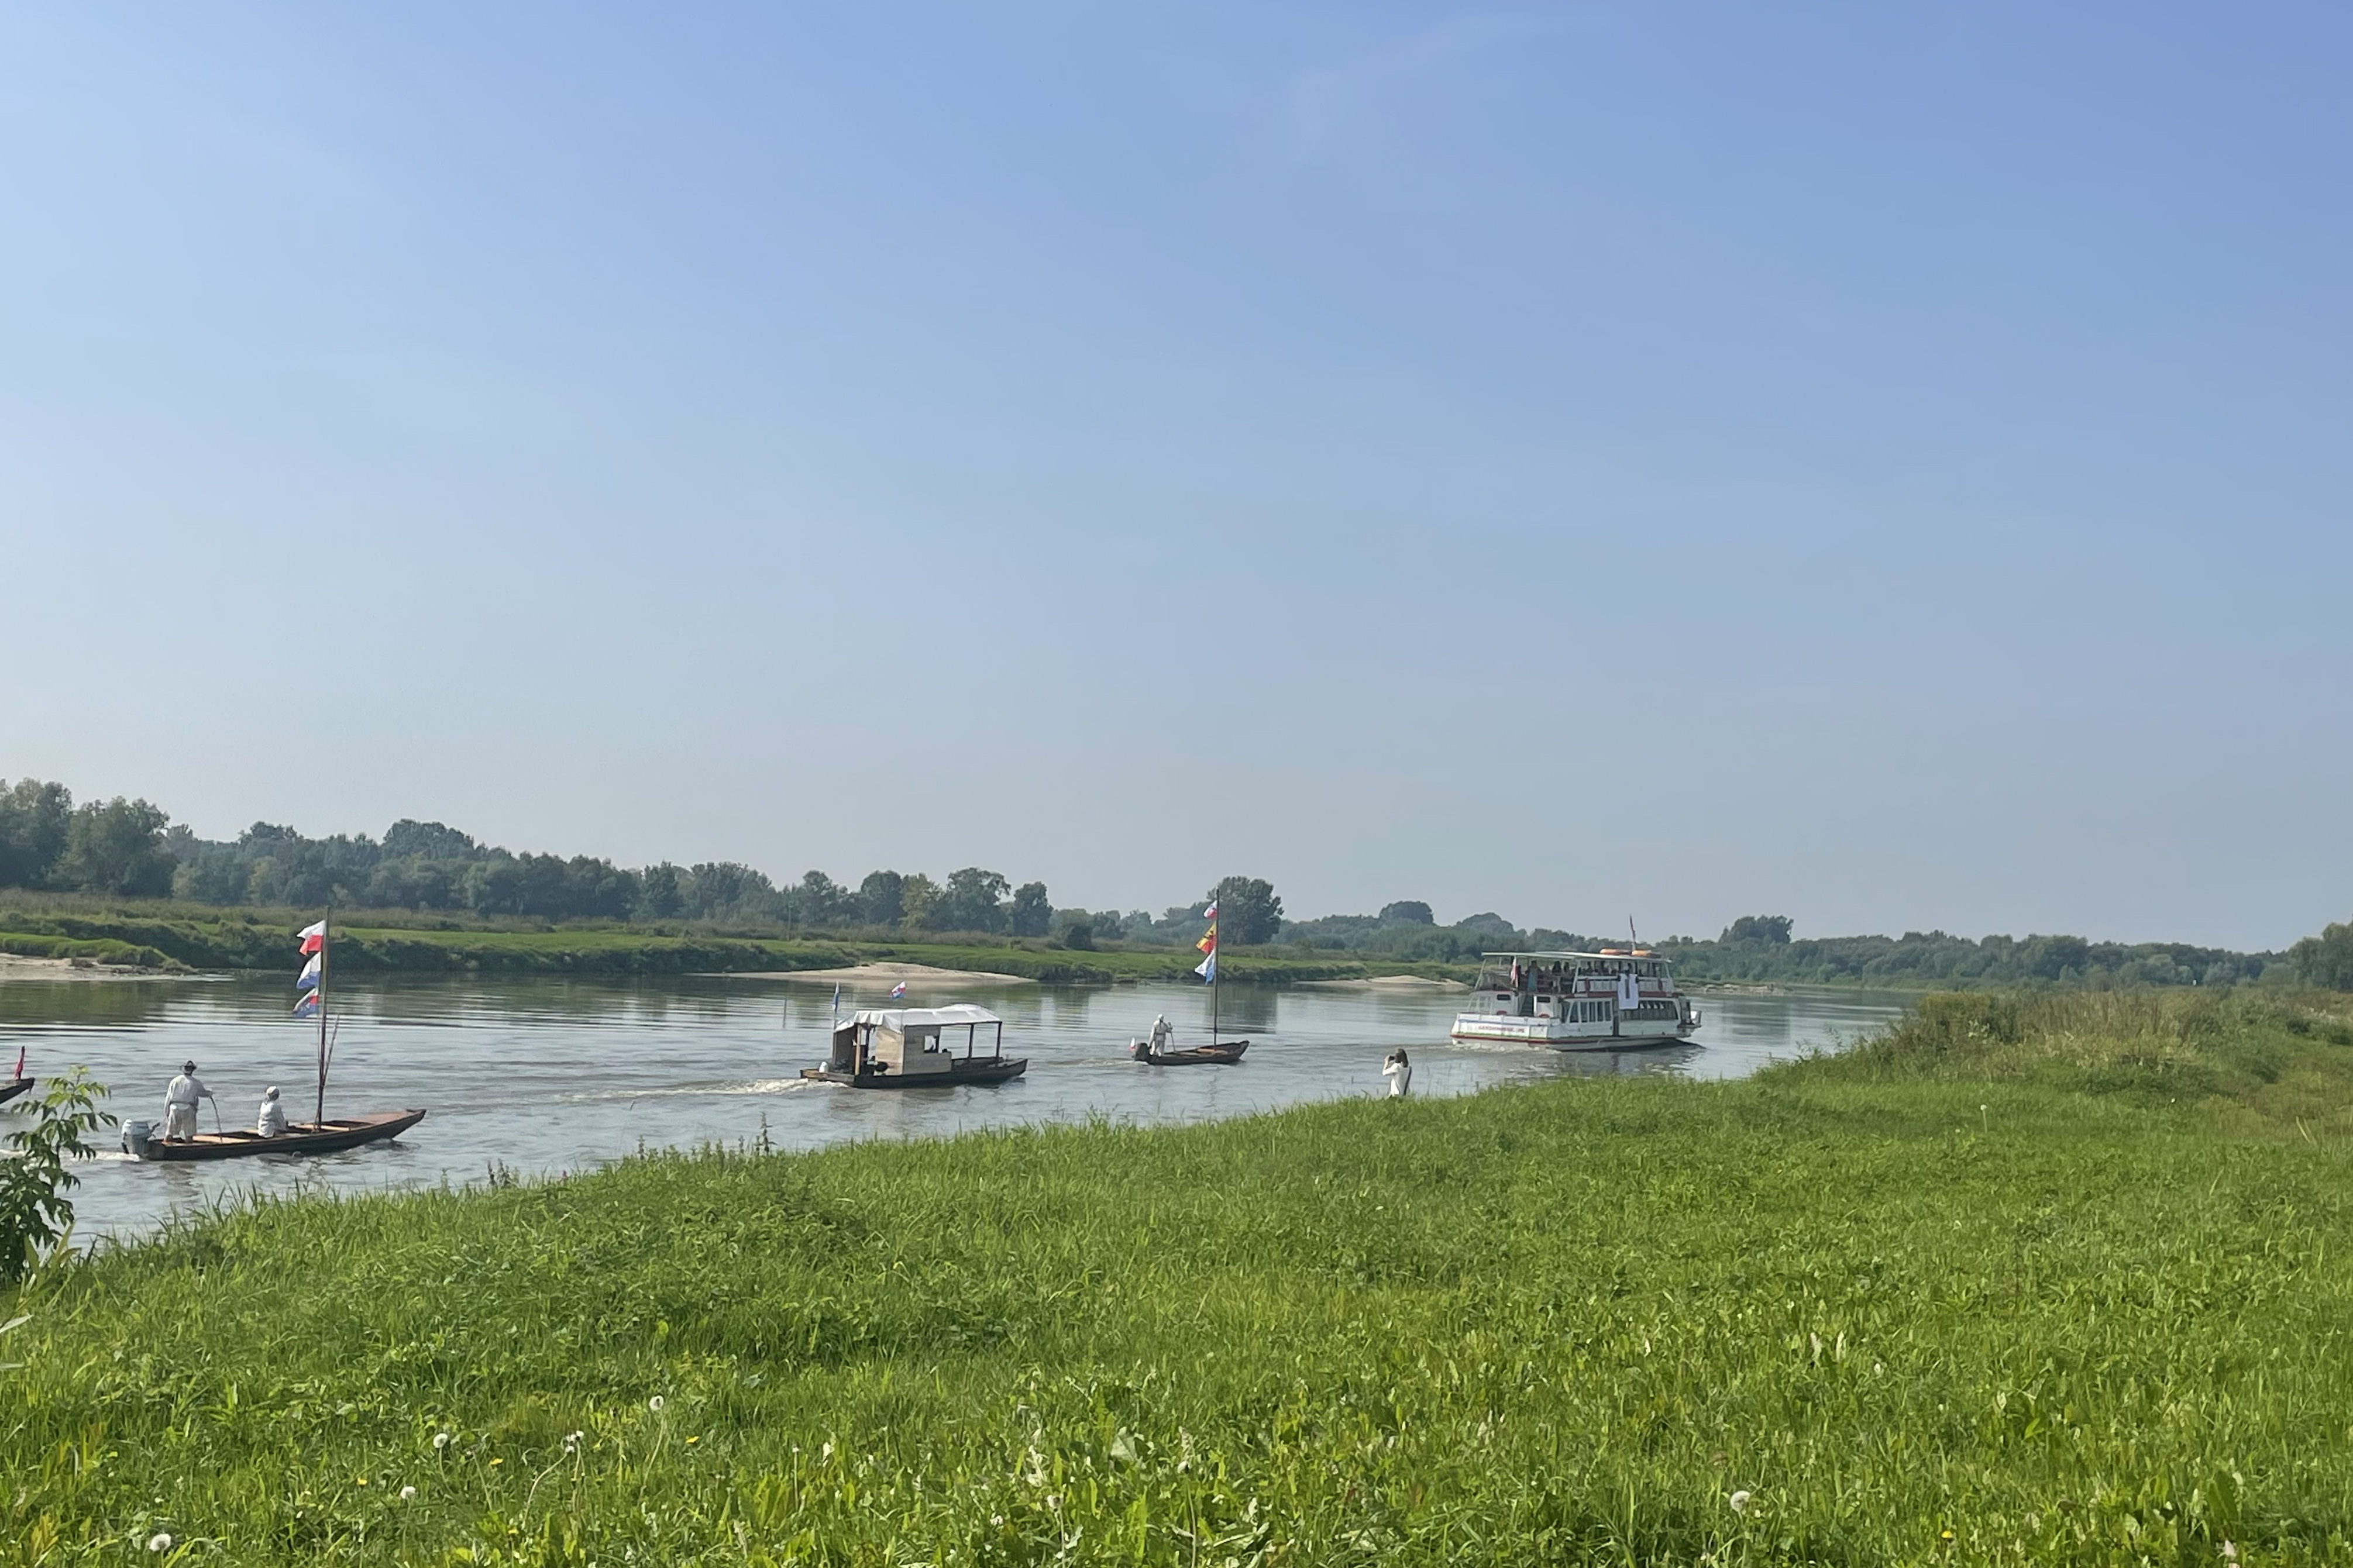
[297,919,327,956]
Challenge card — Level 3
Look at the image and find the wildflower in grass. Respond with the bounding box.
[432,1431,452,1451]
[563,1430,584,1456]
[399,1486,417,1500]
[2224,1543,2238,1562]
[147,1535,172,1553]
[648,1395,665,1414]
[355,1477,367,1487]
[489,1457,503,1466]
[1729,1490,1753,1514]
[686,1435,700,1444]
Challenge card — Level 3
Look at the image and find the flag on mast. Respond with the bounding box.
[297,952,321,988]
[297,919,327,956]
[294,989,321,1018]
[1203,900,1218,921]
[1195,952,1216,983]
[889,981,908,999]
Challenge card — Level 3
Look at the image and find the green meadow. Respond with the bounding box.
[5,990,2353,1564]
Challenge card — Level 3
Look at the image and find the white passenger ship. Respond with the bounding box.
[1450,949,1701,1050]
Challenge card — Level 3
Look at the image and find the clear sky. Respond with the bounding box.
[3,3,2347,950]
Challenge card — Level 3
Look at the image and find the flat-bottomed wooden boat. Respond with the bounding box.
[1131,1039,1248,1066]
[125,1108,426,1162]
[0,1077,30,1107]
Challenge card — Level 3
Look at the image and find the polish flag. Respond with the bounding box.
[889,981,908,999]
[297,919,327,956]
[294,989,321,1018]
[1202,900,1218,921]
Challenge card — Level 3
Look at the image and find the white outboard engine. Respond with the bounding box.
[122,1119,153,1159]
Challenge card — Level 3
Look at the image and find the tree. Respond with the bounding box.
[55,798,174,896]
[1378,900,1434,926]
[936,867,1011,933]
[1723,915,1794,945]
[1211,876,1283,946]
[898,873,940,931]
[382,819,479,860]
[1051,911,1097,950]
[1009,881,1051,938]
[638,863,685,919]
[785,870,854,927]
[858,870,906,928]
[2289,918,2353,991]
[0,780,71,888]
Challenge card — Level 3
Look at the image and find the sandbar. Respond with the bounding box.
[1306,974,1470,991]
[0,954,184,983]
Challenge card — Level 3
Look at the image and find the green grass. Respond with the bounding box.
[0,900,1458,985]
[6,991,2353,1563]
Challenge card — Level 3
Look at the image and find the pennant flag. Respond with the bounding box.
[830,984,841,1011]
[297,919,326,956]
[889,981,908,999]
[294,988,321,1018]
[1195,952,1216,984]
[1202,900,1218,921]
[297,952,321,988]
[1196,929,1217,956]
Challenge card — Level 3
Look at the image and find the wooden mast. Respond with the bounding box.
[1209,888,1220,1048]
[314,913,329,1128]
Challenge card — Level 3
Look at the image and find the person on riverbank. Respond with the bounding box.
[163,1061,214,1141]
[256,1085,287,1138]
[1382,1049,1412,1098]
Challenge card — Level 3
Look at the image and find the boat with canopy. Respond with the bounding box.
[122,916,426,1161]
[804,1004,1029,1088]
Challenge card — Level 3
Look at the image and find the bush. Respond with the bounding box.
[0,1069,109,1288]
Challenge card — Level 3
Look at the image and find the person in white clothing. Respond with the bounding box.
[256,1085,288,1138]
[1382,1049,1412,1098]
[162,1060,214,1141]
[1147,1015,1174,1060]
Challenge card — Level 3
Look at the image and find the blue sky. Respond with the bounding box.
[3,3,2347,949]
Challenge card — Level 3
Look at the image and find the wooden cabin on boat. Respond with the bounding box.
[804,1004,1028,1088]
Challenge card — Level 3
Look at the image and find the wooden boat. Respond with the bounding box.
[123,914,426,1163]
[124,1108,426,1162]
[1130,1039,1248,1066]
[0,1076,30,1106]
[803,1004,1028,1090]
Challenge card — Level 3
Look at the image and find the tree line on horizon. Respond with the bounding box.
[0,776,2337,987]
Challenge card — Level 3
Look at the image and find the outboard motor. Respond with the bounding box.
[122,1119,153,1159]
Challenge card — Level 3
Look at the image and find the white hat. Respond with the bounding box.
[264,1085,280,1099]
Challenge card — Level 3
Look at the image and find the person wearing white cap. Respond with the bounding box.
[256,1085,288,1138]
[162,1060,214,1142]
[1147,1014,1174,1060]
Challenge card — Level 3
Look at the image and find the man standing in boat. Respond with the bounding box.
[1147,1014,1174,1060]
[162,1060,215,1142]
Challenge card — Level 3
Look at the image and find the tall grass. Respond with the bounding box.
[4,993,2353,1563]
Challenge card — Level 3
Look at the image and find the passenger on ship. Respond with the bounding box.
[256,1085,288,1137]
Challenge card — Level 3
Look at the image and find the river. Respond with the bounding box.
[0,973,1912,1240]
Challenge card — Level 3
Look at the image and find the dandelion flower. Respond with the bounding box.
[1729,1490,1752,1514]
[686,1435,700,1445]
[648,1395,666,1414]
[563,1431,584,1455]
[147,1534,173,1554]
[399,1486,417,1501]
[433,1431,453,1451]
[356,1477,368,1486]
[489,1457,503,1466]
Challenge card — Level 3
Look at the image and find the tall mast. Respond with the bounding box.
[1210,890,1220,1046]
[314,914,330,1128]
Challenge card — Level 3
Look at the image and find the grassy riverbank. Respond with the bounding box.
[6,990,2353,1564]
[0,900,1464,985]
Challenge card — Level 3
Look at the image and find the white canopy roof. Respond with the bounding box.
[840,1005,1003,1032]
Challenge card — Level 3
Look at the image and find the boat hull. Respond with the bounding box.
[801,1057,1028,1089]
[0,1077,30,1106]
[1450,1016,1695,1052]
[1134,1040,1248,1066]
[128,1108,426,1162]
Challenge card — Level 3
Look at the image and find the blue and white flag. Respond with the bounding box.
[830,984,841,1012]
[889,981,908,999]
[1195,952,1216,984]
[297,952,321,988]
[294,988,321,1018]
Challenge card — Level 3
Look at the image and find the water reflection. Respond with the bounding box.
[0,973,1910,1240]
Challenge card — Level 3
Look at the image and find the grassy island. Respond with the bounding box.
[6,990,2353,1563]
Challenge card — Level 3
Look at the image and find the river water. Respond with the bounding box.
[0,973,1912,1240]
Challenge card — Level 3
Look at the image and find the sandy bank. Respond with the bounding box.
[1305,974,1470,991]
[723,962,1037,987]
[0,955,185,983]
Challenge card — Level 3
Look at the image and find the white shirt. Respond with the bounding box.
[165,1073,212,1108]
[1148,1019,1172,1051]
[1382,1058,1412,1097]
[257,1097,288,1136]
